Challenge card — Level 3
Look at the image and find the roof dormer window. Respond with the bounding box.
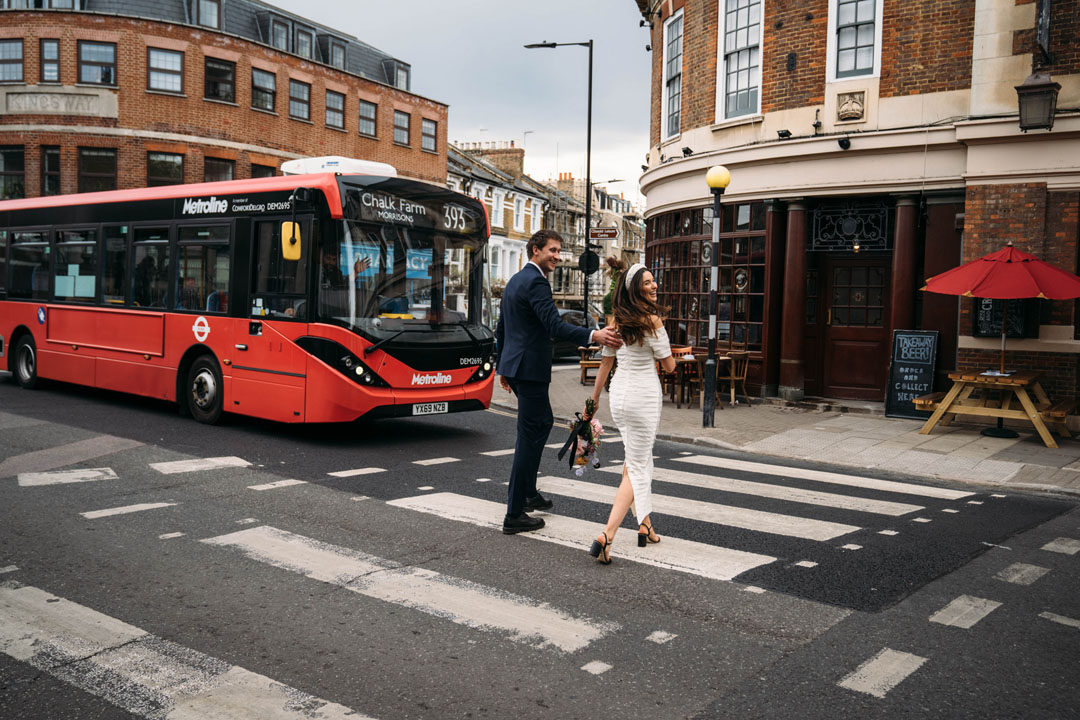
[271,19,289,52]
[197,0,220,30]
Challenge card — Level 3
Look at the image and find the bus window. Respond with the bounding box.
[9,230,49,300]
[54,229,98,302]
[252,220,307,319]
[177,225,231,313]
[132,227,169,308]
[0,230,6,295]
[102,225,128,305]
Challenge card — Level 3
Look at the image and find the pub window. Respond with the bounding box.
[832,0,879,78]
[250,163,275,178]
[288,79,310,121]
[197,0,220,29]
[325,89,344,129]
[41,146,60,195]
[295,28,314,59]
[393,110,410,145]
[78,41,116,85]
[77,147,116,192]
[40,39,59,82]
[330,42,345,69]
[662,10,683,139]
[0,146,25,199]
[177,225,231,313]
[147,48,183,93]
[358,100,377,137]
[722,0,761,118]
[203,157,233,182]
[53,229,97,302]
[204,57,235,102]
[421,118,437,152]
[9,231,49,300]
[271,20,289,52]
[0,39,21,82]
[132,227,169,308]
[147,151,183,186]
[251,68,276,112]
[102,225,127,305]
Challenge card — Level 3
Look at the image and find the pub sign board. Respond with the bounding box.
[885,330,939,420]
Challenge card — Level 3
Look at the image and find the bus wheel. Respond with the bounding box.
[186,355,223,424]
[13,336,38,389]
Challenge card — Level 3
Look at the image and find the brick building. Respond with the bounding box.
[636,0,1080,403]
[0,0,447,199]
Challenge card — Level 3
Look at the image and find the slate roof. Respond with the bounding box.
[74,0,408,88]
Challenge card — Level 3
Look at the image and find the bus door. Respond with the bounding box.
[230,218,311,422]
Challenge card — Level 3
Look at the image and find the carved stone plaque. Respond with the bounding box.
[837,91,865,122]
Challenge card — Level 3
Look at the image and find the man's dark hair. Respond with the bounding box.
[527,229,562,259]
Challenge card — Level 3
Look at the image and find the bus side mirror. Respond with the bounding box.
[281,222,302,261]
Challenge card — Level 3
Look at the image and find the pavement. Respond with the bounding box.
[491,360,1080,497]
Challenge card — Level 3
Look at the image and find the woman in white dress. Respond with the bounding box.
[586,264,676,564]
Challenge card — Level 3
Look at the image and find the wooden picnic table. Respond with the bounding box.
[915,369,1075,449]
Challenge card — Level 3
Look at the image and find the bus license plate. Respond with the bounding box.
[412,402,448,416]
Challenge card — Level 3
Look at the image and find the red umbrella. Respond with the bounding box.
[923,241,1080,373]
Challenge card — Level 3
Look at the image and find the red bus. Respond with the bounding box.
[0,162,495,423]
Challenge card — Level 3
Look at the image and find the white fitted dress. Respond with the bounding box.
[602,325,671,524]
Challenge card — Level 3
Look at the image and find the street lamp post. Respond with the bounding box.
[525,39,596,321]
[703,166,731,428]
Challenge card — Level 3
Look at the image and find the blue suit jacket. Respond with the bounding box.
[495,263,592,383]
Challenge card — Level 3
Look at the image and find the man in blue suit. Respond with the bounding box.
[495,229,622,534]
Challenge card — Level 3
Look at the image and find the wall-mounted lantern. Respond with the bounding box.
[1015,73,1061,132]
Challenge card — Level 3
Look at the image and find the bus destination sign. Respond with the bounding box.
[346,188,481,235]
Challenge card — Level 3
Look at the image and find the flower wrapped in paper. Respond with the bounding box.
[557,398,603,476]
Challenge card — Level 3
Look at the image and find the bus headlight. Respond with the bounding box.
[466,354,496,384]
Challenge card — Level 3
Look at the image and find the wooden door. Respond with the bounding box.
[822,259,890,400]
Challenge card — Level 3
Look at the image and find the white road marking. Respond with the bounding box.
[794,561,818,568]
[1039,612,1080,629]
[581,661,612,675]
[476,478,492,483]
[350,496,369,502]
[158,532,185,540]
[248,479,307,491]
[0,435,143,478]
[544,442,564,449]
[81,502,177,519]
[674,455,973,499]
[417,486,434,491]
[236,518,258,524]
[912,518,932,523]
[929,595,1002,629]
[840,544,863,551]
[203,526,615,654]
[327,467,385,477]
[646,631,677,644]
[539,476,860,541]
[150,456,251,475]
[412,457,460,466]
[0,584,371,719]
[942,509,959,514]
[387,493,775,581]
[1041,537,1080,555]
[838,648,927,698]
[967,500,983,505]
[0,566,17,574]
[991,493,1007,498]
[17,467,118,487]
[994,563,1050,586]
[879,530,899,536]
[598,464,923,516]
[743,586,766,594]
[480,449,516,457]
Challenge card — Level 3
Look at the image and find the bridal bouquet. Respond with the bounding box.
[558,398,603,476]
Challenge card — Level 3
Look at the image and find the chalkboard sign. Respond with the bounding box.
[973,298,1036,338]
[885,330,939,420]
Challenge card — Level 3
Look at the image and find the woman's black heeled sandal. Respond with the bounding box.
[637,522,660,547]
[589,532,613,564]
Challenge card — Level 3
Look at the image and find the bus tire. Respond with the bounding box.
[12,336,39,389]
[186,355,223,424]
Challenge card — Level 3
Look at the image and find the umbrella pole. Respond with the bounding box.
[982,306,1019,439]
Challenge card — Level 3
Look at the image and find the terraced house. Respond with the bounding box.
[0,0,447,194]
[636,0,1080,403]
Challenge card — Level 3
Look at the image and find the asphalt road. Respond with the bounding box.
[1,374,1078,719]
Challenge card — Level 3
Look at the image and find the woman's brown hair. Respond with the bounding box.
[612,267,667,347]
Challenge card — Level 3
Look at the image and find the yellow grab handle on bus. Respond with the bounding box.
[281,222,302,261]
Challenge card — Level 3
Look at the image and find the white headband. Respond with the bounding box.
[624,263,646,290]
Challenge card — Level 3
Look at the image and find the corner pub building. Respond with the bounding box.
[0,0,447,195]
[636,0,1080,404]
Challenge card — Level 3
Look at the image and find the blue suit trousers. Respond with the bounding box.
[506,378,553,517]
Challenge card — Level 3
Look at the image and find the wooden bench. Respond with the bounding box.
[912,392,945,410]
[579,346,601,386]
[1041,399,1078,421]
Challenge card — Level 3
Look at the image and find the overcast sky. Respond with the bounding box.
[272,0,653,206]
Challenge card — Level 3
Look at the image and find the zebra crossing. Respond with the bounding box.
[2,415,1078,715]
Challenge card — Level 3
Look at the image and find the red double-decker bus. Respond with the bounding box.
[0,160,495,423]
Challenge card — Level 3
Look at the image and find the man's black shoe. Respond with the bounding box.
[502,512,545,535]
[523,492,554,512]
